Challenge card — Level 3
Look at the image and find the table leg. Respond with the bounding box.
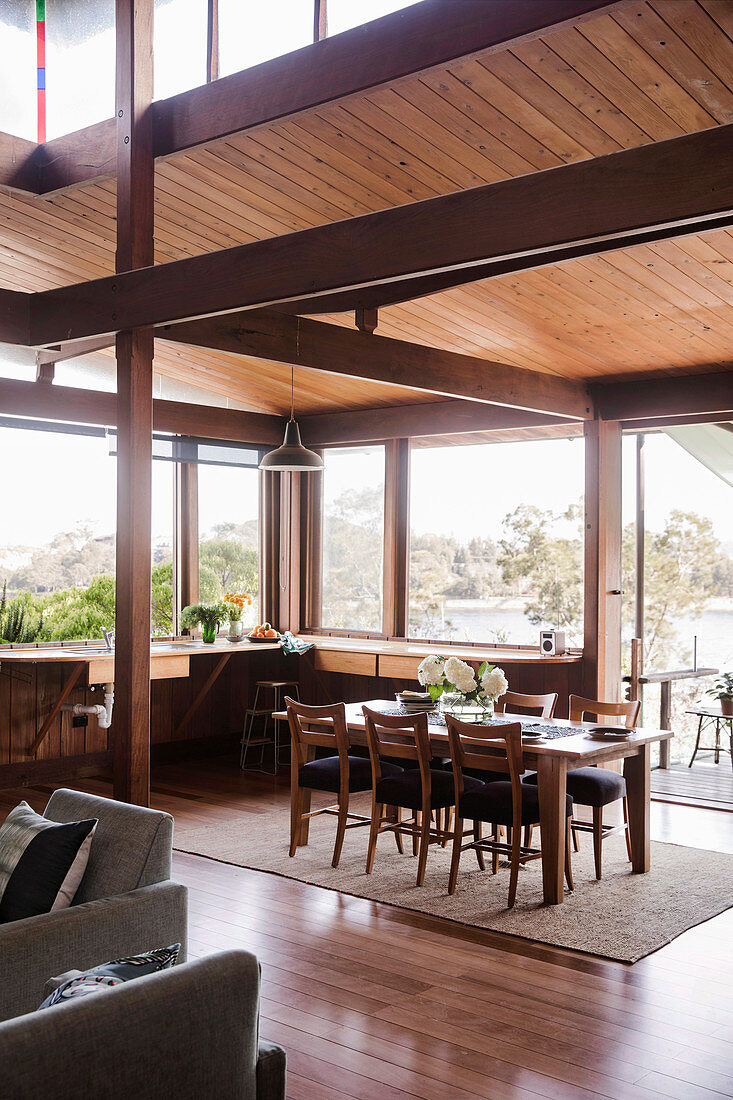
[624,743,651,873]
[536,755,567,905]
[689,716,703,768]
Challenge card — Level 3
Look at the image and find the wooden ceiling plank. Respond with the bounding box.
[215,134,353,223]
[546,24,686,137]
[486,49,625,155]
[511,38,653,148]
[284,111,440,203]
[418,67,563,173]
[616,2,733,123]
[156,310,592,419]
[29,123,733,346]
[697,0,733,39]
[366,85,512,184]
[578,12,718,130]
[653,1,733,92]
[575,251,733,358]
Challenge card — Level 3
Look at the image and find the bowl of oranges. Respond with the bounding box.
[247,622,281,644]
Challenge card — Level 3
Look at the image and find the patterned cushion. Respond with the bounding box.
[38,944,181,1010]
[460,781,573,826]
[0,802,97,924]
[375,769,485,811]
[299,755,402,793]
[524,767,626,807]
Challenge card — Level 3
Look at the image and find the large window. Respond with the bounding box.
[409,436,586,646]
[0,1,35,139]
[320,445,385,632]
[219,0,313,78]
[46,1,115,139]
[198,464,259,624]
[622,429,733,761]
[327,0,422,36]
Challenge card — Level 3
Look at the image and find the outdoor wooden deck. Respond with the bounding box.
[651,761,733,811]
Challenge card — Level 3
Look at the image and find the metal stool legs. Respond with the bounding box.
[240,682,300,774]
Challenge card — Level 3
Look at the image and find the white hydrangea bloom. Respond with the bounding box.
[481,666,508,699]
[417,654,444,687]
[444,656,477,695]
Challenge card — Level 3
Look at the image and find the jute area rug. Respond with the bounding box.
[174,795,733,963]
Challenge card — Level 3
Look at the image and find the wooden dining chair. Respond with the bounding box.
[495,690,558,719]
[286,698,403,868]
[446,715,573,907]
[526,694,640,878]
[362,706,484,886]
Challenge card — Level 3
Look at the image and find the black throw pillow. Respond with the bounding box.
[0,801,97,923]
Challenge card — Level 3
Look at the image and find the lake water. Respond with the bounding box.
[417,601,733,670]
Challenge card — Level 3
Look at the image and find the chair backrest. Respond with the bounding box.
[568,695,640,729]
[44,788,173,904]
[285,697,351,771]
[495,690,558,719]
[362,706,432,791]
[446,716,524,829]
[0,951,269,1100]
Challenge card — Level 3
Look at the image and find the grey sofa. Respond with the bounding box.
[0,950,286,1099]
[0,787,188,1022]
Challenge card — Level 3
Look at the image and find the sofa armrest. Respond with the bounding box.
[0,881,188,1022]
[257,1039,287,1100]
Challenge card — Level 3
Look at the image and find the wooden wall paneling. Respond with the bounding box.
[151,678,174,744]
[0,670,10,765]
[382,438,410,637]
[278,473,303,634]
[10,668,36,762]
[113,0,155,806]
[35,665,62,760]
[583,417,622,700]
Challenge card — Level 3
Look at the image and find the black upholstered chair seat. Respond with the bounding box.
[299,755,402,793]
[525,766,626,807]
[460,781,573,827]
[375,769,484,811]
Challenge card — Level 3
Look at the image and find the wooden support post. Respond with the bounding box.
[175,458,199,632]
[383,438,410,637]
[260,471,281,628]
[113,0,154,806]
[355,307,378,334]
[583,419,622,701]
[313,0,327,42]
[279,473,302,633]
[659,680,672,769]
[303,455,323,630]
[206,0,219,83]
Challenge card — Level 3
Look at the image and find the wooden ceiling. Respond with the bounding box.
[0,0,732,414]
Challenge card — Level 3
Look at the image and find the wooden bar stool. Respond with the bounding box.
[240,679,300,774]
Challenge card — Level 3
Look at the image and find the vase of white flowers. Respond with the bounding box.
[417,654,508,719]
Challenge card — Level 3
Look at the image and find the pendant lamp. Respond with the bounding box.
[259,364,324,473]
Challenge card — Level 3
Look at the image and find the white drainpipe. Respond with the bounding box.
[61,683,114,729]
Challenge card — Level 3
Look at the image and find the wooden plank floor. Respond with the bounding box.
[651,760,733,812]
[3,757,733,1099]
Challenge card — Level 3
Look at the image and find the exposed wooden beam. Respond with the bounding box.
[35,335,115,367]
[158,311,590,419]
[275,215,731,316]
[0,131,41,192]
[20,0,623,195]
[0,287,31,345]
[0,376,283,442]
[301,400,574,445]
[30,125,733,347]
[113,0,154,808]
[596,371,733,421]
[622,411,733,431]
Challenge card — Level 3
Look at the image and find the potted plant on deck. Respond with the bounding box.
[707,673,733,717]
[180,602,227,644]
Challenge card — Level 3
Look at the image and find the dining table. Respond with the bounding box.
[275,698,674,905]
